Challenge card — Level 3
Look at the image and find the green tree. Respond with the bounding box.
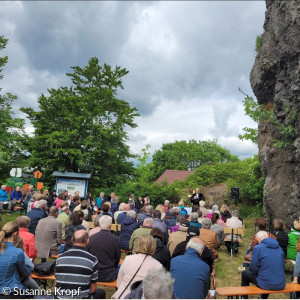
[148,140,239,181]
[0,36,26,181]
[21,57,139,189]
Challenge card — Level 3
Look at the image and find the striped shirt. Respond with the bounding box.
[55,246,98,299]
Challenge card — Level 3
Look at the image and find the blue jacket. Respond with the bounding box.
[0,242,31,293]
[0,189,8,202]
[117,212,127,225]
[164,216,177,229]
[179,206,187,216]
[26,208,48,234]
[250,237,286,290]
[11,190,22,201]
[190,221,202,229]
[170,248,210,299]
[96,196,103,208]
[110,201,119,215]
[153,218,169,244]
[119,217,139,250]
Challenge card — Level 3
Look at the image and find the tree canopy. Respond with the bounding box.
[21,57,139,189]
[148,140,239,181]
[0,36,25,181]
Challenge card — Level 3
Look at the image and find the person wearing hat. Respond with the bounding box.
[167,218,190,256]
[172,225,214,272]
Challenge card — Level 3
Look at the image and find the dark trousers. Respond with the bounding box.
[92,289,106,299]
[241,270,268,299]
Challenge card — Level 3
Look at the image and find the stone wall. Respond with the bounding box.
[250,0,300,229]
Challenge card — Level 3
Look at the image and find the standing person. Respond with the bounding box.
[0,185,9,214]
[47,189,57,208]
[35,206,62,262]
[135,196,144,211]
[128,194,135,207]
[10,186,24,213]
[88,215,121,282]
[96,192,105,209]
[54,193,65,209]
[55,230,106,299]
[241,231,286,298]
[190,187,205,207]
[170,237,210,299]
[144,194,150,205]
[0,222,31,297]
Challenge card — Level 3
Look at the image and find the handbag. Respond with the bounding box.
[118,255,148,299]
[33,261,56,276]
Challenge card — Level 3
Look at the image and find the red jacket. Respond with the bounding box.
[19,227,37,259]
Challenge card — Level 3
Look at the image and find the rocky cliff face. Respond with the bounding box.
[250,0,300,229]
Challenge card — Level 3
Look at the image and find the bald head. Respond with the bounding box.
[72,230,89,247]
[123,204,130,212]
[49,206,59,217]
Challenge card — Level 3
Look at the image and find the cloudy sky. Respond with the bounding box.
[0,1,266,159]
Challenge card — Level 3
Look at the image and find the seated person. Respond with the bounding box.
[89,214,101,237]
[178,200,187,216]
[220,204,232,222]
[272,218,288,258]
[206,204,219,219]
[200,218,218,259]
[137,205,153,226]
[15,216,37,259]
[100,203,115,224]
[189,212,202,229]
[130,218,153,254]
[119,210,139,250]
[87,215,121,282]
[116,204,131,225]
[172,226,214,273]
[170,237,210,299]
[125,268,175,299]
[292,236,300,284]
[199,200,209,217]
[55,230,106,299]
[241,231,285,298]
[245,218,277,262]
[224,210,243,253]
[210,212,224,248]
[0,222,31,297]
[170,214,189,233]
[287,218,300,261]
[150,227,171,270]
[164,207,180,229]
[26,199,48,234]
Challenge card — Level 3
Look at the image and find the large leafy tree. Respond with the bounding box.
[0,36,26,181]
[148,140,239,181]
[21,57,139,189]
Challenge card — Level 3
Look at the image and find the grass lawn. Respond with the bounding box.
[0,213,294,299]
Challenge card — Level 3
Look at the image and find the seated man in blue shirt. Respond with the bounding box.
[241,230,286,299]
[170,237,210,299]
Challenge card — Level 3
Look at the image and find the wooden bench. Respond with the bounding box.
[88,221,95,229]
[223,226,245,258]
[14,206,25,214]
[111,224,121,235]
[30,273,56,289]
[96,279,117,288]
[216,283,300,298]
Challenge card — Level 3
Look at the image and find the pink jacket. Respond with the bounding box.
[54,198,64,209]
[112,254,162,299]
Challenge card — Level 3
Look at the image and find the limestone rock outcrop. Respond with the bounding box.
[250,0,300,228]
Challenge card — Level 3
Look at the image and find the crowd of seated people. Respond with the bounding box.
[0,185,300,299]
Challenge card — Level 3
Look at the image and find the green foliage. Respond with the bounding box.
[21,57,139,189]
[0,36,26,181]
[239,90,298,148]
[148,140,239,181]
[255,34,262,54]
[238,202,263,220]
[105,156,264,208]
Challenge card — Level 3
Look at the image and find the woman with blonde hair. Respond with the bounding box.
[0,222,31,297]
[112,235,162,299]
[155,204,165,219]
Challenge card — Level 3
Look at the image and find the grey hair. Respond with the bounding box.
[173,207,181,215]
[142,268,174,299]
[143,218,154,226]
[232,210,239,217]
[94,214,102,227]
[202,218,211,229]
[256,230,268,240]
[212,204,219,212]
[127,210,137,220]
[100,192,104,197]
[99,215,112,229]
[187,238,205,254]
[145,205,153,214]
[190,212,199,222]
[164,200,169,205]
[34,200,47,209]
[169,208,177,217]
[1,185,6,188]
